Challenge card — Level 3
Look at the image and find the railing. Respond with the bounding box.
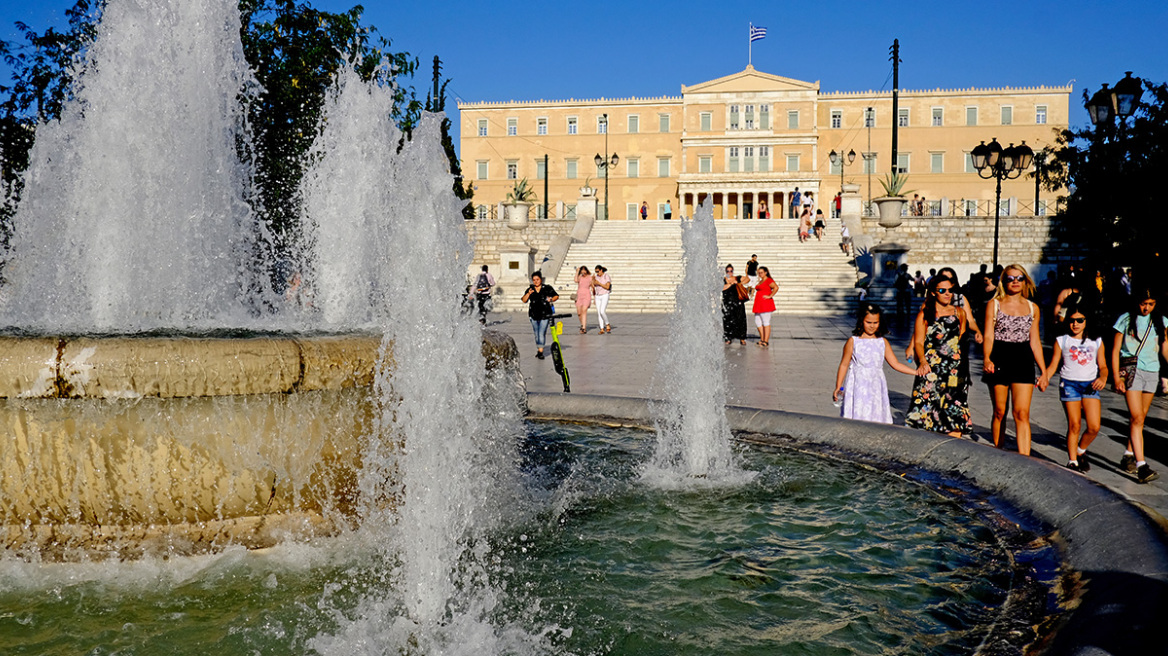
[862,199,1060,219]
[470,203,577,221]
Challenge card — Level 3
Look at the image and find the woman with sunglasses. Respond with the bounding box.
[721,264,748,345]
[1043,305,1108,473]
[905,276,971,436]
[983,264,1049,456]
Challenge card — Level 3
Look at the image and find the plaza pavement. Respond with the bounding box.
[488,310,1168,519]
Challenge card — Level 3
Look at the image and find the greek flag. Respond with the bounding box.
[749,24,767,42]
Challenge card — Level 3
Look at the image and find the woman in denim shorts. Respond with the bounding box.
[1111,290,1168,484]
[1043,306,1107,473]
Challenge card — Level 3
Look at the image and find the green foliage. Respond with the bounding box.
[423,56,474,220]
[506,178,537,203]
[877,171,913,197]
[1046,78,1168,277]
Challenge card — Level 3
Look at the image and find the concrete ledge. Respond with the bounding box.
[527,392,1168,656]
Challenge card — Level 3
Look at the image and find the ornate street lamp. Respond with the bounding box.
[593,114,619,220]
[971,137,1034,268]
[828,149,856,218]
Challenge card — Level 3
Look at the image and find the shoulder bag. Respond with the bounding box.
[1118,319,1153,388]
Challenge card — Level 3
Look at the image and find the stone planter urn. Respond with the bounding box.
[504,202,532,230]
[579,186,596,198]
[873,196,907,229]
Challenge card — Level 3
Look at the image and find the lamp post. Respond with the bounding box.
[971,138,1034,268]
[594,113,619,221]
[1083,71,1145,271]
[828,149,856,218]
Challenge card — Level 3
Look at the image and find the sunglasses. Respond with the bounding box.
[1069,317,1086,324]
[935,287,953,294]
[1004,275,1025,283]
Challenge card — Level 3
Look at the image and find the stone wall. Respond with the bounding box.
[859,215,1082,267]
[464,219,575,273]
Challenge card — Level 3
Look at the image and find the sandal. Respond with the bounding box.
[580,328,587,334]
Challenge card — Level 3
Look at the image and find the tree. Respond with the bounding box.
[1047,78,1168,283]
[423,56,474,220]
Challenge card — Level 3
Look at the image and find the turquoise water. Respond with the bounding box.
[0,422,1010,655]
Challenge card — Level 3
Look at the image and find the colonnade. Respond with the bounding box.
[680,189,821,220]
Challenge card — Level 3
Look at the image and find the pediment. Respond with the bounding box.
[682,66,818,95]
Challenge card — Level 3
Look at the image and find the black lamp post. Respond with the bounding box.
[828,149,857,217]
[593,113,619,221]
[971,138,1034,268]
[1083,72,1145,271]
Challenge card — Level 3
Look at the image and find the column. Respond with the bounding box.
[721,191,728,221]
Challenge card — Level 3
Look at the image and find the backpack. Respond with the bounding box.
[475,273,491,294]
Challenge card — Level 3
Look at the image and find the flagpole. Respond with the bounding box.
[748,24,752,66]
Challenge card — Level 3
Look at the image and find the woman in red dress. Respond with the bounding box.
[752,266,778,347]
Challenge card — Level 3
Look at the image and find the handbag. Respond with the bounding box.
[736,283,750,301]
[1118,319,1153,387]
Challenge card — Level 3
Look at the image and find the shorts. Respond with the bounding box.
[1059,378,1100,402]
[754,312,772,328]
[984,341,1036,386]
[1129,368,1160,393]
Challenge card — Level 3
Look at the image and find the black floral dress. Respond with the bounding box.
[905,314,972,434]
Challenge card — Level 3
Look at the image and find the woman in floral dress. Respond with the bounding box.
[905,276,971,436]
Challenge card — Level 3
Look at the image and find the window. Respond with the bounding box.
[698,156,712,173]
[536,159,546,180]
[567,117,578,135]
[931,107,943,127]
[964,152,975,173]
[930,152,944,174]
[728,147,739,173]
[898,108,909,127]
[786,154,800,172]
[862,153,877,175]
[964,199,978,216]
[627,114,639,134]
[658,157,670,178]
[864,108,875,128]
[896,153,909,174]
[745,118,754,129]
[830,158,841,175]
[476,204,488,220]
[787,110,799,129]
[1036,105,1047,125]
[700,112,712,131]
[745,105,755,129]
[596,162,606,179]
[999,198,1010,215]
[626,203,638,221]
[1036,199,1047,216]
[729,104,740,130]
[627,158,639,178]
[759,104,770,129]
[506,118,517,136]
[565,159,578,179]
[476,160,488,180]
[759,146,770,172]
[506,160,517,180]
[477,119,487,137]
[537,117,547,135]
[597,116,607,134]
[965,106,978,126]
[1000,106,1013,125]
[659,113,670,132]
[831,110,842,129]
[744,146,754,172]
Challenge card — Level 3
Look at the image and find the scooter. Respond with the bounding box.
[548,321,571,393]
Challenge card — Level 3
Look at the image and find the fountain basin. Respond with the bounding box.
[0,331,520,558]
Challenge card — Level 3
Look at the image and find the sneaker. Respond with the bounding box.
[1120,454,1138,474]
[536,350,545,360]
[1065,461,1081,472]
[1137,464,1160,484]
[1078,451,1091,473]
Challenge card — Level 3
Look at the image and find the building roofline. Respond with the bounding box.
[457,96,683,110]
[820,85,1073,98]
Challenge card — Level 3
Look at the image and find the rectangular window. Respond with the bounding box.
[831,110,842,129]
[966,106,978,126]
[1001,106,1013,125]
[506,160,517,180]
[477,119,487,137]
[830,158,841,175]
[759,146,769,172]
[657,203,667,220]
[964,152,975,173]
[930,152,944,174]
[565,159,577,179]
[745,118,754,129]
[700,112,712,131]
[896,153,909,174]
[567,117,578,135]
[729,104,740,130]
[477,204,488,220]
[506,118,517,136]
[744,146,754,172]
[659,113,670,132]
[964,199,978,216]
[931,107,943,127]
[597,116,607,134]
[698,156,712,173]
[787,110,799,129]
[658,157,670,178]
[596,163,605,179]
[536,159,546,180]
[744,105,755,129]
[537,117,547,135]
[1036,199,1047,216]
[898,108,909,127]
[728,147,739,173]
[627,114,639,134]
[759,104,770,129]
[626,203,637,221]
[476,160,488,180]
[627,158,639,178]
[864,108,875,128]
[862,153,876,175]
[1036,105,1047,125]
[999,198,1010,215]
[786,154,800,172]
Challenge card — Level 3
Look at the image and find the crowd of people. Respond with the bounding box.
[516,264,614,359]
[722,255,779,347]
[840,263,1167,484]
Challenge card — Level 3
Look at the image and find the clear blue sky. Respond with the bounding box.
[2,0,1165,154]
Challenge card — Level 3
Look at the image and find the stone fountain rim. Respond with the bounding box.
[526,392,1168,656]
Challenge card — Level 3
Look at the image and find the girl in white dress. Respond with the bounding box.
[833,303,917,423]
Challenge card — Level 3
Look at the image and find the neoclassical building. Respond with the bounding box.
[458,66,1070,221]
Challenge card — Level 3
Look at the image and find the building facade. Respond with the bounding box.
[458,66,1070,221]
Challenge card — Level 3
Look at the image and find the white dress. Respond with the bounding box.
[842,336,893,424]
